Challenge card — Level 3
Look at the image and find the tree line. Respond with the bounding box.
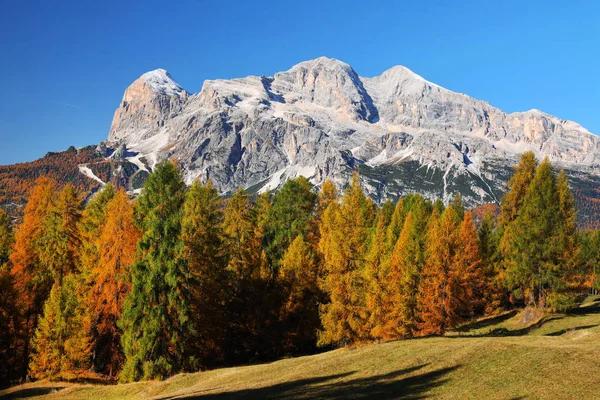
[0,151,597,384]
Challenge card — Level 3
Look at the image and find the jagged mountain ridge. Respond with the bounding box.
[106,57,600,206]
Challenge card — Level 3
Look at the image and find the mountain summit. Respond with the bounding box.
[105,57,600,205]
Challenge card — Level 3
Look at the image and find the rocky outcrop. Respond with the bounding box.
[109,69,188,145]
[104,57,600,206]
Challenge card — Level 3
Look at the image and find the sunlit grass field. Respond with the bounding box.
[3,296,600,399]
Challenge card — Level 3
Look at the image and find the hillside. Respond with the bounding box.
[0,146,103,218]
[0,145,148,220]
[3,297,600,399]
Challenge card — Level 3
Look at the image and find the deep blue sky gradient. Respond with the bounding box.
[1,0,598,164]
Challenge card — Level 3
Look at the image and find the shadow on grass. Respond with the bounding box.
[451,315,565,338]
[544,324,599,336]
[0,386,68,399]
[159,364,460,399]
[455,310,518,332]
[452,300,600,338]
[568,302,600,315]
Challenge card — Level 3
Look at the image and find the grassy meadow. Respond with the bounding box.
[3,296,600,400]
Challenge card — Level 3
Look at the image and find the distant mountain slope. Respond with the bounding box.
[0,146,103,217]
[0,145,148,220]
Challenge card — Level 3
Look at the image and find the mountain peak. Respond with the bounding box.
[289,56,353,73]
[371,65,443,90]
[271,56,377,121]
[139,69,186,96]
[109,69,188,143]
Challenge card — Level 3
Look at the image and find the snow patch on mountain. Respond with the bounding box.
[142,69,186,96]
[78,165,105,185]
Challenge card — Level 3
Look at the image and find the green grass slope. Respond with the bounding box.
[3,297,600,400]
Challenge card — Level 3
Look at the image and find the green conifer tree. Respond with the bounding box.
[119,160,192,382]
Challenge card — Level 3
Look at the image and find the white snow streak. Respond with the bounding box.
[78,165,105,185]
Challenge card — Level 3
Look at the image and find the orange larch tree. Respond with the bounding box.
[9,177,56,378]
[318,172,375,346]
[452,211,484,320]
[416,206,459,335]
[365,212,392,340]
[386,212,424,338]
[89,188,140,377]
[38,184,83,285]
[278,234,322,352]
[181,179,227,368]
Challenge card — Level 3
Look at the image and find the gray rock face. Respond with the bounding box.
[104,57,600,206]
[109,69,188,144]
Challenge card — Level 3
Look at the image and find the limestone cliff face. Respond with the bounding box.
[109,69,188,144]
[104,57,600,205]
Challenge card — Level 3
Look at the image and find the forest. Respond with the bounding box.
[1,151,599,385]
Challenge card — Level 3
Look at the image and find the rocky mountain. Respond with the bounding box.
[104,58,600,207]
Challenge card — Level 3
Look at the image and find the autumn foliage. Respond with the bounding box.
[0,152,593,385]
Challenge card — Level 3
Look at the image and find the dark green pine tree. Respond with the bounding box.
[264,177,317,270]
[449,193,465,221]
[119,160,193,382]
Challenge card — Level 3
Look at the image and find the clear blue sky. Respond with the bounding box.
[1,0,598,165]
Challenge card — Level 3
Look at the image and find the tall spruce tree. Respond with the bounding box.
[549,170,581,309]
[79,184,115,279]
[387,212,424,338]
[222,188,270,362]
[449,193,465,221]
[119,160,192,382]
[478,211,506,313]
